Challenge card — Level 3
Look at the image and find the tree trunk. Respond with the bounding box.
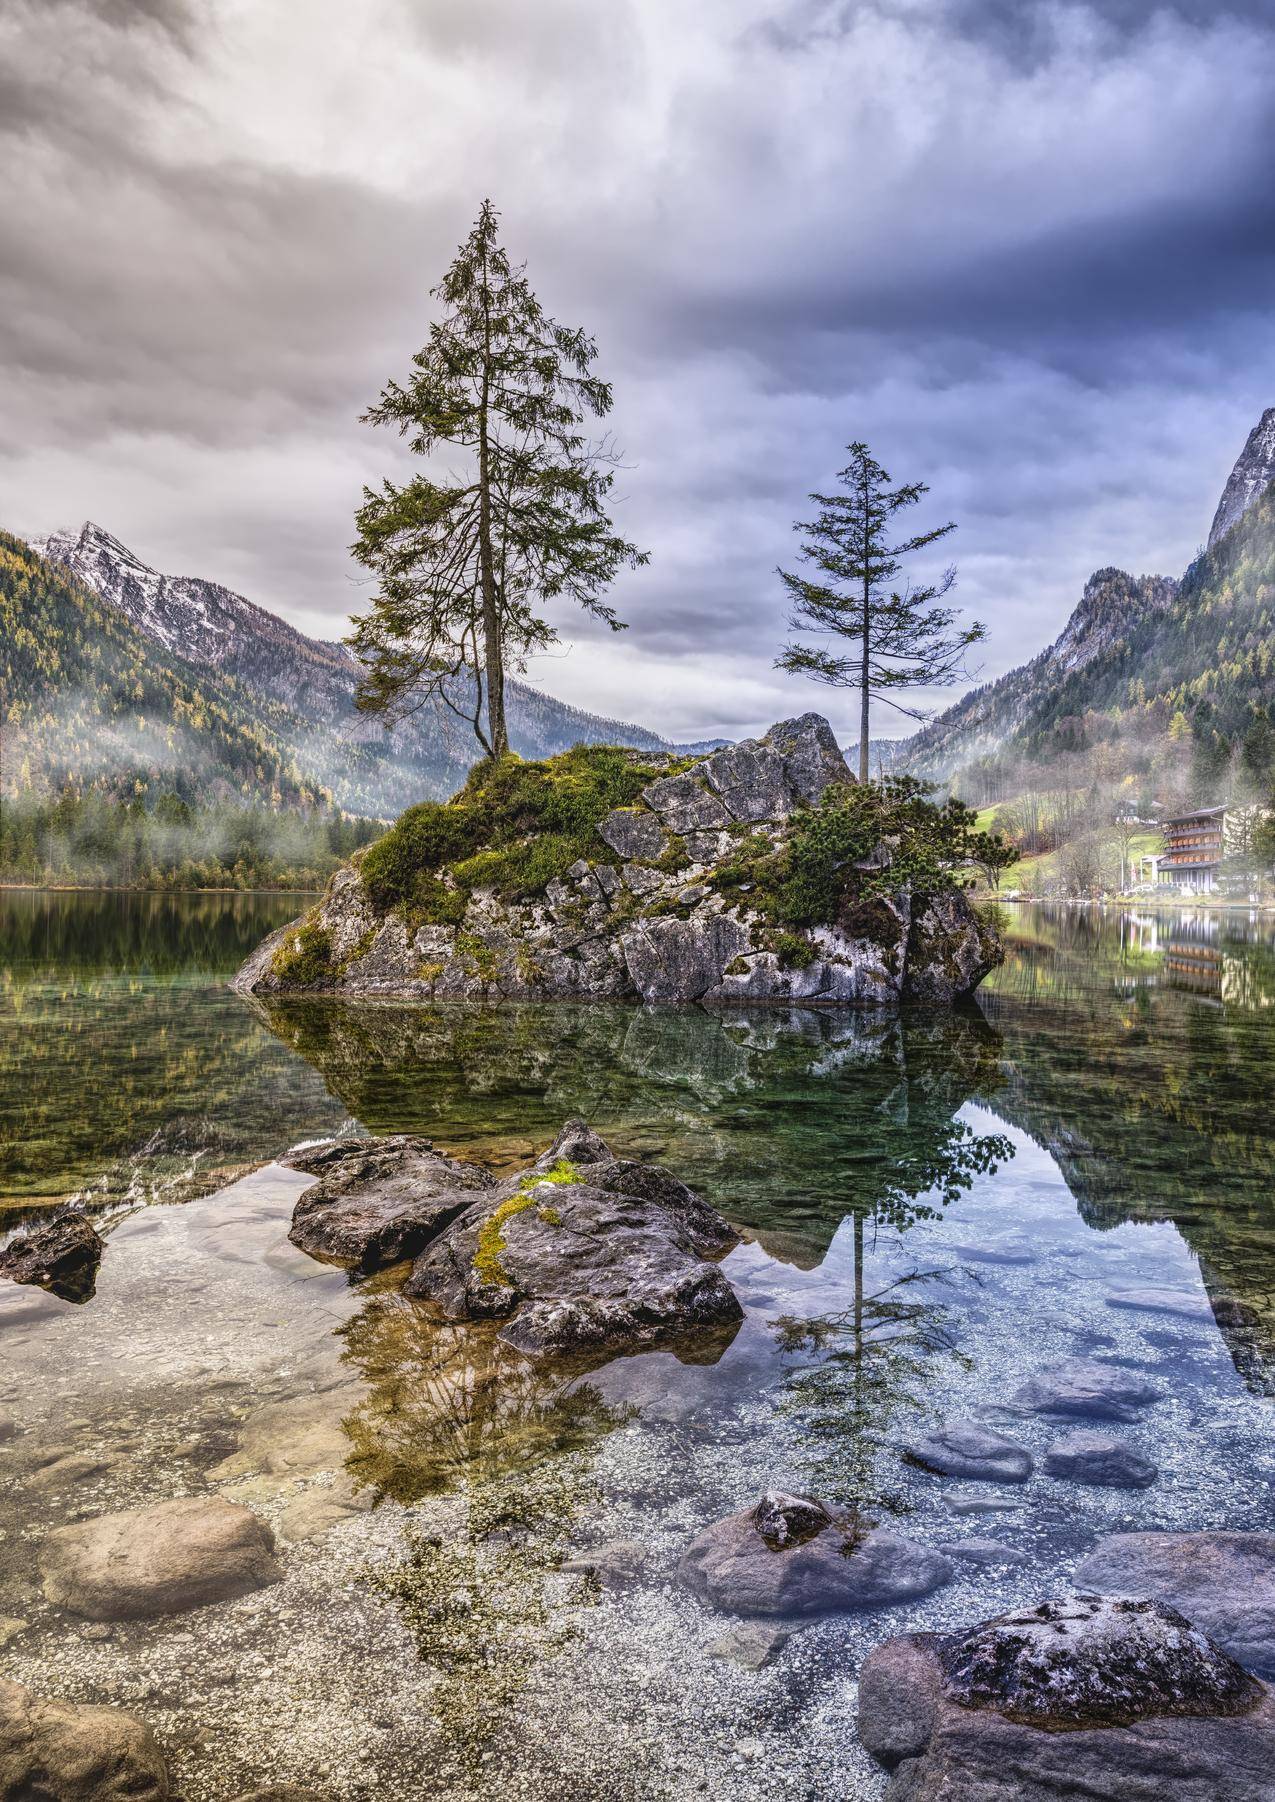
[476,241,509,759]
[859,572,871,784]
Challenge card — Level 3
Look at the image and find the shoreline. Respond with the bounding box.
[0,881,321,896]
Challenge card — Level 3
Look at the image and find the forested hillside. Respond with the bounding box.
[0,534,379,887]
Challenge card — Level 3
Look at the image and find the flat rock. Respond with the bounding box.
[0,1615,29,1647]
[404,1122,743,1361]
[285,1135,493,1271]
[277,1478,374,1544]
[209,1389,359,1484]
[41,1496,281,1621]
[903,1420,1033,1483]
[229,1791,328,1802]
[1044,1430,1158,1489]
[944,1537,1032,1568]
[1106,1285,1214,1320]
[1075,1531,1275,1677]
[859,1595,1273,1801]
[560,1539,649,1588]
[945,1486,1025,1515]
[679,1491,952,1618]
[0,1210,103,1304]
[1011,1358,1163,1423]
[707,1622,793,1670]
[0,1674,169,1800]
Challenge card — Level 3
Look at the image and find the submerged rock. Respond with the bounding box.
[234,713,1001,1009]
[0,1209,103,1304]
[1011,1358,1163,1422]
[41,1496,281,1620]
[943,1537,1032,1568]
[903,1420,1033,1483]
[285,1135,494,1270]
[707,1622,793,1669]
[1043,1430,1158,1489]
[1106,1285,1214,1321]
[1074,1531,1275,1677]
[0,1676,169,1800]
[403,1123,742,1360]
[679,1492,953,1618]
[859,1595,1273,1801]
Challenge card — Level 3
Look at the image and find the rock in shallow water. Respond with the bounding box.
[1044,1430,1158,1489]
[1074,1531,1275,1678]
[903,1419,1033,1483]
[1011,1358,1163,1423]
[40,1496,281,1621]
[0,1210,103,1304]
[858,1595,1274,1801]
[402,1122,743,1361]
[679,1492,952,1618]
[0,1675,169,1800]
[285,1135,494,1271]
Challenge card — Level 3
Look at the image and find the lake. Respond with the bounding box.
[2,890,1273,1799]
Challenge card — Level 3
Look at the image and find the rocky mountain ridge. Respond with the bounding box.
[32,521,706,816]
[886,407,1275,784]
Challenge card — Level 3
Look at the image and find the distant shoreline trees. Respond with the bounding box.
[776,442,985,783]
[350,200,647,761]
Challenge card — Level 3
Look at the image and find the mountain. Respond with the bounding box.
[1209,406,1275,549]
[29,522,704,816]
[0,531,327,807]
[889,407,1275,792]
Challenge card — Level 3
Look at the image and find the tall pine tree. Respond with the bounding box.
[777,443,984,781]
[350,201,647,760]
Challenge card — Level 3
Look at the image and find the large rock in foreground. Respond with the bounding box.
[0,1675,169,1800]
[402,1123,743,1360]
[1075,1531,1275,1678]
[234,714,1001,1008]
[286,1123,743,1363]
[679,1491,953,1618]
[859,1595,1274,1801]
[41,1496,281,1621]
[0,1209,103,1303]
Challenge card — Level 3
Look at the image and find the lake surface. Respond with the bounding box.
[2,891,1274,1799]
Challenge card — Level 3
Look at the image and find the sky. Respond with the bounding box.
[4,0,1275,745]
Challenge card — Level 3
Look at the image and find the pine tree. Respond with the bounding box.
[349,201,648,760]
[776,442,984,782]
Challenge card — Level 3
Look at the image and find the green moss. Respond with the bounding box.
[416,959,445,983]
[337,927,376,974]
[771,930,817,970]
[650,833,690,875]
[271,916,333,984]
[456,931,499,981]
[358,744,679,916]
[473,1159,582,1288]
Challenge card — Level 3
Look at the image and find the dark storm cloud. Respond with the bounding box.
[3,0,1274,739]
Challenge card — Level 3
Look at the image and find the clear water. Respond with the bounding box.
[2,892,1273,1799]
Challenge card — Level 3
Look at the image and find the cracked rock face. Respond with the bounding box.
[0,1209,103,1304]
[859,1596,1273,1802]
[678,1494,953,1618]
[234,713,1001,1009]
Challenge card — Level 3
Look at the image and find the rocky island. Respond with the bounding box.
[234,713,1000,1006]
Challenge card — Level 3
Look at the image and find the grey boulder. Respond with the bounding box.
[595,806,666,861]
[0,1675,169,1800]
[1011,1358,1163,1422]
[404,1122,743,1361]
[903,1420,1033,1483]
[0,1209,103,1304]
[679,1492,952,1618]
[1074,1531,1275,1677]
[859,1594,1273,1801]
[285,1135,494,1270]
[1043,1430,1158,1489]
[41,1496,281,1621]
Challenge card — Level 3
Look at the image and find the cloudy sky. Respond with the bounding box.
[4,0,1274,743]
